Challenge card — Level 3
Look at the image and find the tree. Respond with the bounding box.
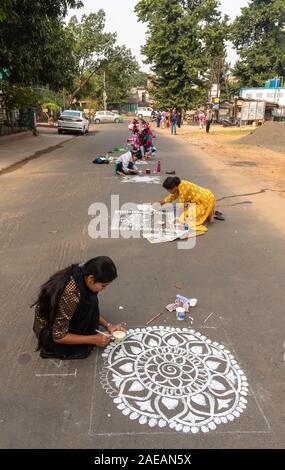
[134,0,229,109]
[130,71,149,87]
[232,0,285,87]
[66,13,140,104]
[66,11,116,103]
[69,47,139,107]
[101,46,140,103]
[0,0,82,88]
[0,1,16,22]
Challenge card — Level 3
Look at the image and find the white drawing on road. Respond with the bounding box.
[121,175,161,184]
[100,326,248,433]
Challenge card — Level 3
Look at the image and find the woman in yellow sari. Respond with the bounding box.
[158,177,217,232]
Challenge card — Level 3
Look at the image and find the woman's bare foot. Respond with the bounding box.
[207,212,215,223]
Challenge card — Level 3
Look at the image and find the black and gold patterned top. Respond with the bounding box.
[33,277,81,341]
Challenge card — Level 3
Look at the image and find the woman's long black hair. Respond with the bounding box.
[31,257,117,324]
[163,176,181,190]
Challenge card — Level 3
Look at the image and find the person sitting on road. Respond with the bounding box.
[128,118,140,134]
[116,148,141,176]
[32,257,126,360]
[155,176,219,233]
[140,122,154,160]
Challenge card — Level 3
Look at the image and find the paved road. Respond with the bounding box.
[0,123,284,449]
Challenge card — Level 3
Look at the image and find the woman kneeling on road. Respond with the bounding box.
[155,177,220,233]
[116,148,141,176]
[32,256,126,359]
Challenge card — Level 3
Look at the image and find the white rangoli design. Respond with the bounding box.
[121,175,161,184]
[100,327,248,433]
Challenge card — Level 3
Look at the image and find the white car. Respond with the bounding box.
[94,110,122,124]
[136,107,153,118]
[58,110,89,134]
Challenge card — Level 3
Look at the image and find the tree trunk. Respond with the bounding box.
[68,70,98,106]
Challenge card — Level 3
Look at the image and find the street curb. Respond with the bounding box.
[37,123,57,129]
[0,130,32,143]
[0,135,77,176]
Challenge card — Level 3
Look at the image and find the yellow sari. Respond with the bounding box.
[164,180,216,232]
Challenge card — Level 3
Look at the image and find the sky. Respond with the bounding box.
[68,0,250,71]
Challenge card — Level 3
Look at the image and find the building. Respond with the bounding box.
[108,86,151,114]
[240,79,285,106]
[130,86,150,105]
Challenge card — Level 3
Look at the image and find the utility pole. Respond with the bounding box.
[209,57,224,122]
[62,87,65,111]
[103,71,107,111]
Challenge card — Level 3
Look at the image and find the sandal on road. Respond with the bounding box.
[214,211,225,221]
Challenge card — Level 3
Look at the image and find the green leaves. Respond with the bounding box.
[232,0,285,87]
[135,0,229,109]
[66,13,139,104]
[66,10,116,76]
[0,1,83,88]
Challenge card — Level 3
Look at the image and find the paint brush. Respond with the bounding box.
[95,329,113,338]
[146,312,164,325]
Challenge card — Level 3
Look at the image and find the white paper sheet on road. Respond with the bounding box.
[112,206,191,243]
[143,224,186,243]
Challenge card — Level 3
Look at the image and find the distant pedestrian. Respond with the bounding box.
[166,111,171,129]
[205,107,213,133]
[170,108,178,135]
[198,111,206,130]
[176,111,182,128]
[161,111,166,129]
[156,111,161,128]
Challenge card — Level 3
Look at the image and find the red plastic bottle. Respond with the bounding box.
[156,160,161,173]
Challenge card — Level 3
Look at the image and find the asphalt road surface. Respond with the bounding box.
[0,123,284,449]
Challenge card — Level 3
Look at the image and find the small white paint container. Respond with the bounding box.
[176,307,186,321]
[113,331,127,343]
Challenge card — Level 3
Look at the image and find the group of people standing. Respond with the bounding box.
[154,105,213,135]
[155,109,182,135]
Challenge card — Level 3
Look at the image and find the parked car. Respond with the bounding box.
[136,107,153,118]
[58,110,89,134]
[93,110,122,124]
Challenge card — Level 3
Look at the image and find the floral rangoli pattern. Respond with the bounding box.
[100,326,248,433]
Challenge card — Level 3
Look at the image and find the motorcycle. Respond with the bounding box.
[150,112,158,122]
[222,117,240,127]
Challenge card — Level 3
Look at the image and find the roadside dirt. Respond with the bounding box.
[157,124,285,197]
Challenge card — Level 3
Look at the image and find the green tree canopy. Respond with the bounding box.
[232,0,285,87]
[135,0,229,109]
[66,12,139,104]
[0,0,82,88]
[102,46,140,102]
[66,11,116,102]
[130,71,149,87]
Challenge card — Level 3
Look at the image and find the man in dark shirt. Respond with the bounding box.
[206,106,213,133]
